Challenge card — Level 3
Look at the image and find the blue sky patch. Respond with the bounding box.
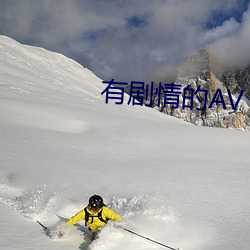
[206,0,249,29]
[126,15,147,28]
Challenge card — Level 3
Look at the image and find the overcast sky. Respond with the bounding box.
[0,0,249,82]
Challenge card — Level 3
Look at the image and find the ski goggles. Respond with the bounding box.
[89,205,101,212]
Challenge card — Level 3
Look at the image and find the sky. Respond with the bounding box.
[0,0,249,82]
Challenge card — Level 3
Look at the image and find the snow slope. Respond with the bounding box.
[0,36,250,250]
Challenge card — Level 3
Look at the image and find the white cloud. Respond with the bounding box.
[0,0,249,81]
[200,18,240,45]
[209,5,250,68]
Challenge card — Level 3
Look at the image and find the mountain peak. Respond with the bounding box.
[167,49,250,129]
[177,48,211,78]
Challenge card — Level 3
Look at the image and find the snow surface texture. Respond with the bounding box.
[0,36,250,250]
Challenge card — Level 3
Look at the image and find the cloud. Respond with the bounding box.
[0,0,249,81]
[209,3,250,69]
[200,18,240,45]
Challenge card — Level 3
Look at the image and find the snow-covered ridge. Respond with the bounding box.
[0,35,105,134]
[0,35,107,104]
[0,36,175,133]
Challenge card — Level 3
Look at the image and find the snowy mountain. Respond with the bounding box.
[218,65,250,101]
[0,36,250,250]
[126,48,250,130]
[168,49,250,129]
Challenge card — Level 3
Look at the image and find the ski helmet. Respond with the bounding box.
[89,195,104,210]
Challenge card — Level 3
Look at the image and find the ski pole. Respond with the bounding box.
[122,227,180,250]
[37,220,48,231]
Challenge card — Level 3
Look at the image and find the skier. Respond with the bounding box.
[66,194,121,239]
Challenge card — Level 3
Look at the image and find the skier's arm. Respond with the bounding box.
[104,207,122,222]
[67,209,85,225]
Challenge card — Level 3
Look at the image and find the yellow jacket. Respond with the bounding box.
[67,206,121,233]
